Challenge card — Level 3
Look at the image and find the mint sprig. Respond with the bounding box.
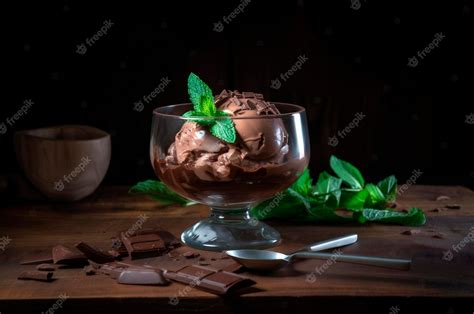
[184,73,236,143]
[131,156,426,226]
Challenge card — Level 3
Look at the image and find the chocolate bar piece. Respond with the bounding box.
[52,245,88,265]
[164,265,256,295]
[75,242,116,264]
[117,269,169,286]
[20,254,54,265]
[18,271,54,282]
[121,230,167,260]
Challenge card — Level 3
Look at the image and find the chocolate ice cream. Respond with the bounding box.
[153,90,307,207]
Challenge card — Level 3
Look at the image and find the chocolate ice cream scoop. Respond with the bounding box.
[215,90,288,159]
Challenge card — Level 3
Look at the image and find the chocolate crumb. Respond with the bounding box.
[430,208,443,212]
[401,229,421,235]
[210,258,217,261]
[198,260,210,266]
[432,233,445,239]
[18,271,53,282]
[84,265,96,276]
[36,264,56,271]
[445,204,461,210]
[435,195,451,201]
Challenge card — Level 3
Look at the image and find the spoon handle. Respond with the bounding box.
[304,234,358,252]
[292,252,411,270]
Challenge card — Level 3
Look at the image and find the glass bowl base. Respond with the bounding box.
[180,208,281,252]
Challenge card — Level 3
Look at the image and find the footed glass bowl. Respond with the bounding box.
[150,103,309,251]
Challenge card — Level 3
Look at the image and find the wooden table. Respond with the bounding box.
[1,185,473,313]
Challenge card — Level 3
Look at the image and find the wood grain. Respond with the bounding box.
[0,185,473,313]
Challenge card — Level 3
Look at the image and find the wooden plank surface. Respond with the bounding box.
[0,185,473,313]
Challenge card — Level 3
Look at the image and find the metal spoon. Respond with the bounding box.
[226,250,411,271]
[291,234,358,254]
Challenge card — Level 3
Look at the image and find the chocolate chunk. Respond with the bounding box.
[183,251,199,259]
[164,265,255,295]
[18,271,53,282]
[430,208,443,212]
[401,229,421,235]
[76,242,116,264]
[36,264,57,271]
[52,245,87,265]
[445,204,461,210]
[199,260,210,266]
[117,269,169,286]
[435,195,451,201]
[120,229,176,259]
[84,265,96,276]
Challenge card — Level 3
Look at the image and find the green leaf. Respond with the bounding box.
[129,180,196,206]
[377,175,397,201]
[364,183,387,208]
[330,156,365,189]
[339,189,369,211]
[290,169,312,196]
[187,73,214,114]
[182,110,215,125]
[250,190,307,220]
[210,117,236,143]
[354,207,426,226]
[313,172,342,204]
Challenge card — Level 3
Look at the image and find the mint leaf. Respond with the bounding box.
[313,172,342,204]
[182,110,215,125]
[330,156,365,189]
[339,189,369,211]
[187,73,214,114]
[210,117,236,143]
[250,190,307,220]
[354,207,426,226]
[364,183,387,208]
[129,180,196,206]
[291,169,312,196]
[377,175,397,201]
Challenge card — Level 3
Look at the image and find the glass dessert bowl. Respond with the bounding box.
[150,91,309,251]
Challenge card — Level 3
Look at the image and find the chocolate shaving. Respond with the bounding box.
[18,271,53,282]
[435,195,451,201]
[76,242,116,264]
[36,264,57,271]
[20,253,54,265]
[445,204,461,210]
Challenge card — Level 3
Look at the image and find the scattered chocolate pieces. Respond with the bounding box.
[76,242,116,264]
[435,195,451,201]
[445,204,461,210]
[164,265,255,295]
[52,245,87,265]
[183,251,200,259]
[36,264,57,271]
[117,269,169,286]
[83,265,96,276]
[18,271,53,282]
[401,229,421,235]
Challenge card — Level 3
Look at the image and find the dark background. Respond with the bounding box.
[3,0,474,190]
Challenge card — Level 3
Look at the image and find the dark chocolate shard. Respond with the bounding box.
[18,271,54,282]
[120,229,168,260]
[445,204,461,210]
[52,245,87,265]
[164,265,256,295]
[117,269,169,286]
[75,242,116,264]
[20,252,54,265]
